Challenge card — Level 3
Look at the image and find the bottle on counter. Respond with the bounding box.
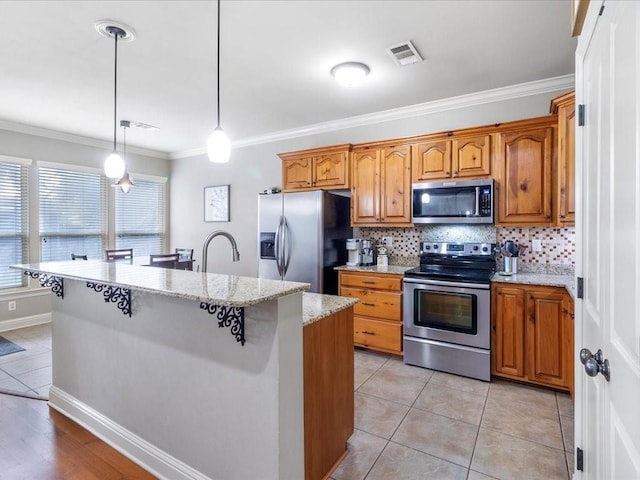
[376,245,389,268]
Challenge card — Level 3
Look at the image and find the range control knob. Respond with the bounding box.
[433,244,439,249]
[473,245,479,251]
[482,246,488,252]
[424,245,431,250]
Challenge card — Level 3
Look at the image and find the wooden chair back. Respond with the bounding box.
[71,254,88,260]
[175,248,194,260]
[105,248,133,261]
[149,253,180,269]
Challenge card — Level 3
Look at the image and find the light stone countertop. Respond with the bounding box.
[334,264,414,275]
[12,261,310,307]
[302,293,358,327]
[491,272,576,300]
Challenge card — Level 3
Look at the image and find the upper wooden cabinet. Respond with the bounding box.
[412,134,491,182]
[494,117,556,226]
[351,144,412,226]
[279,144,351,192]
[551,91,576,226]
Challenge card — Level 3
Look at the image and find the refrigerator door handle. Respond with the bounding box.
[282,217,292,277]
[274,216,284,277]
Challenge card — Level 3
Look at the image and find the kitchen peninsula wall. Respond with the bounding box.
[356,225,575,275]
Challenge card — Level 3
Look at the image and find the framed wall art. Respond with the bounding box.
[204,184,230,222]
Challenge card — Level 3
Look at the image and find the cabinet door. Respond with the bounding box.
[282,157,313,191]
[558,102,576,225]
[351,150,381,224]
[412,140,452,181]
[313,152,349,189]
[380,145,412,224]
[452,134,491,178]
[526,288,572,389]
[492,285,526,378]
[495,125,554,225]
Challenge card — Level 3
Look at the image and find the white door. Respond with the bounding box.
[575,1,640,478]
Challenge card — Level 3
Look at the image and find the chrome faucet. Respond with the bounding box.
[201,230,240,273]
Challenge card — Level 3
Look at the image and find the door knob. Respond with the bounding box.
[580,348,611,381]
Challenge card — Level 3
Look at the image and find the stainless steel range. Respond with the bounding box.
[403,242,496,381]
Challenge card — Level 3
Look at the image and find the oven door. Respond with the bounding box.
[403,277,490,349]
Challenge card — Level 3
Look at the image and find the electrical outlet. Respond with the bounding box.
[382,236,394,247]
[8,301,16,312]
[532,239,542,252]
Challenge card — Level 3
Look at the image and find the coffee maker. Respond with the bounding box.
[346,238,362,266]
[360,239,376,266]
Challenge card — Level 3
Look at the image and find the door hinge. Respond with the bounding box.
[578,104,586,126]
[577,277,584,299]
[599,4,605,16]
[577,447,584,471]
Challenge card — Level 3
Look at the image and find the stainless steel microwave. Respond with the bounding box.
[412,178,494,224]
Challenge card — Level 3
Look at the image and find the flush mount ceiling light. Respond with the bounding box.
[207,0,231,163]
[99,22,135,179]
[113,120,135,194]
[330,62,370,88]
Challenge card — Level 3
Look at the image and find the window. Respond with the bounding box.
[115,177,166,256]
[0,158,29,290]
[39,166,107,261]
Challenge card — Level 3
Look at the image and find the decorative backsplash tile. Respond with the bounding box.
[355,225,575,275]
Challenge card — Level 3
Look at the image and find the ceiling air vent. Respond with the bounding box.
[132,122,160,131]
[386,40,423,66]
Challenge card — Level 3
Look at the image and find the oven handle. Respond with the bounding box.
[403,277,491,290]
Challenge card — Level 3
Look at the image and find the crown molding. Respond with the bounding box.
[170,73,575,160]
[0,119,170,160]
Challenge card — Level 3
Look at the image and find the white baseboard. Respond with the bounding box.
[48,387,212,480]
[0,313,51,332]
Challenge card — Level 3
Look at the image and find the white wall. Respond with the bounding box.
[170,89,570,276]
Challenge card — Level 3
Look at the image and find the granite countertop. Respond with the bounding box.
[334,264,414,275]
[491,272,576,300]
[302,293,358,326]
[12,261,310,307]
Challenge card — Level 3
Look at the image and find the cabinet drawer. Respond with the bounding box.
[354,317,402,353]
[341,287,401,321]
[339,272,402,291]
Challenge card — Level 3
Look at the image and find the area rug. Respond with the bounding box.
[0,336,25,356]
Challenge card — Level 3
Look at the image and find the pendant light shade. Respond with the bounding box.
[104,25,127,178]
[113,120,135,193]
[207,0,230,163]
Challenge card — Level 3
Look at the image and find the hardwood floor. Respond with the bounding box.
[0,392,156,479]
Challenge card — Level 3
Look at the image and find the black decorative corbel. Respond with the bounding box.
[86,282,132,317]
[24,271,64,298]
[200,303,245,346]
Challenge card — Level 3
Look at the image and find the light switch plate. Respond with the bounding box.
[8,301,16,311]
[382,236,393,247]
[532,239,542,252]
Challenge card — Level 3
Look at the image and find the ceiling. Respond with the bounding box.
[0,1,576,158]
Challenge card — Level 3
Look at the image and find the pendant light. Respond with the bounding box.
[113,120,135,194]
[207,0,231,163]
[104,25,126,178]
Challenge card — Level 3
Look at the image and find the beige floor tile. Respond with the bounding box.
[556,392,575,418]
[358,369,428,406]
[429,371,490,396]
[0,350,52,376]
[366,442,468,480]
[414,383,486,425]
[471,428,568,480]
[354,349,390,370]
[332,429,387,480]
[467,470,499,480]
[488,380,558,413]
[566,451,575,476]
[392,408,478,468]
[0,377,31,393]
[354,365,377,390]
[355,392,409,439]
[560,414,574,452]
[32,384,51,397]
[481,396,563,450]
[379,357,434,382]
[15,366,52,390]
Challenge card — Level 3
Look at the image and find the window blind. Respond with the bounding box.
[0,161,28,289]
[115,178,166,256]
[39,166,106,261]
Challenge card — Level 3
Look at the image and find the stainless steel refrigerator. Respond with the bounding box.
[258,190,352,294]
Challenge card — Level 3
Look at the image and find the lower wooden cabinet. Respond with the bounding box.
[492,283,574,394]
[339,270,403,355]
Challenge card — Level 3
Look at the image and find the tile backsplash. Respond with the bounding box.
[355,225,575,274]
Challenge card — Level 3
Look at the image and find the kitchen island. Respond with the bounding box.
[13,261,356,480]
